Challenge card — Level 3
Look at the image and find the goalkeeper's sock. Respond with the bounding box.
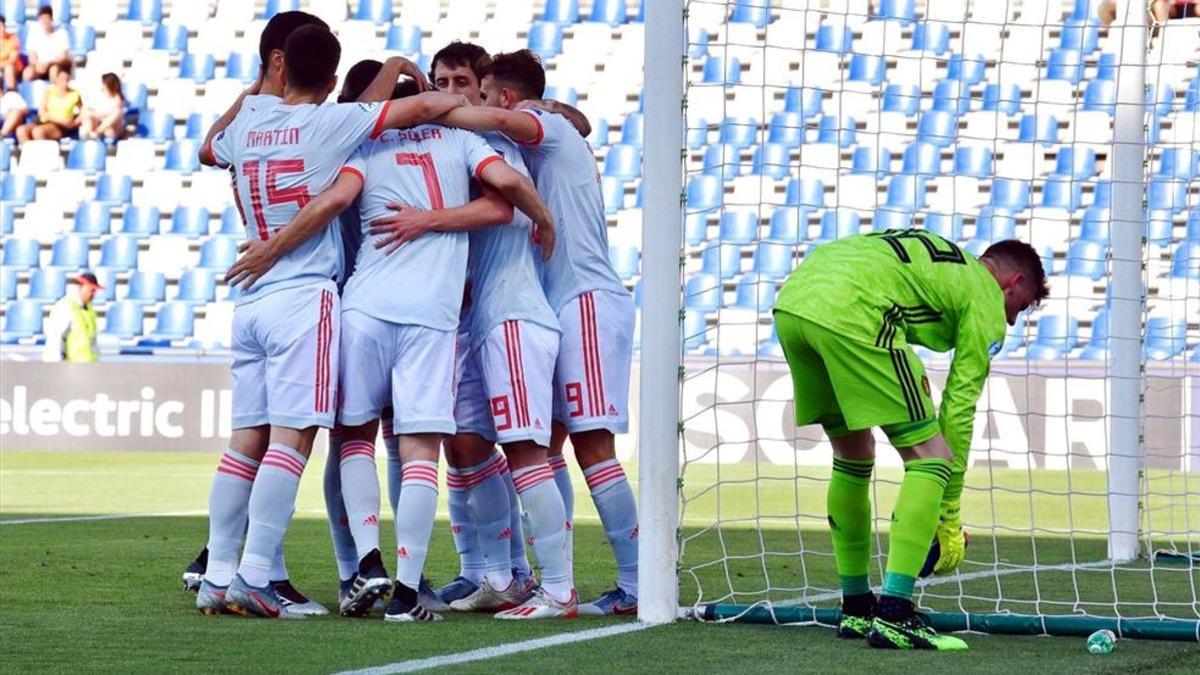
[323,432,358,582]
[393,460,439,591]
[549,453,575,567]
[205,448,259,586]
[501,461,533,577]
[446,462,487,585]
[882,458,951,600]
[339,439,382,562]
[584,459,639,598]
[239,444,307,588]
[828,456,874,598]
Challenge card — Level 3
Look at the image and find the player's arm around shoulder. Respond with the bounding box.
[476,159,556,261]
[436,106,543,145]
[379,91,469,131]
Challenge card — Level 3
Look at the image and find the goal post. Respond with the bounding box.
[638,0,1200,640]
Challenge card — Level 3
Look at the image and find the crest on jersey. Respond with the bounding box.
[988,340,1003,358]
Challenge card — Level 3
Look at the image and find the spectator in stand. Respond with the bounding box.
[1152,0,1199,21]
[80,73,126,141]
[22,6,70,82]
[15,61,81,141]
[0,86,28,138]
[43,272,102,363]
[1,15,22,90]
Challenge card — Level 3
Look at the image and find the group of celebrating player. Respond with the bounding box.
[180,10,638,623]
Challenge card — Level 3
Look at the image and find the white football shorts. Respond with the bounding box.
[552,290,635,434]
[473,319,558,447]
[453,326,495,441]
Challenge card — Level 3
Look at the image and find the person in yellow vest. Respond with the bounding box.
[42,271,101,363]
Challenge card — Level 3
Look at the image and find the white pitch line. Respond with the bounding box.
[333,623,654,675]
[0,510,205,525]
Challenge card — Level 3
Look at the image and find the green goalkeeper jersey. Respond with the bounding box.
[774,231,1007,465]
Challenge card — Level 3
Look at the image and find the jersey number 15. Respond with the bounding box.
[241,159,312,240]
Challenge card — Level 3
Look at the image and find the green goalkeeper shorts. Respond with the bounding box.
[774,310,938,448]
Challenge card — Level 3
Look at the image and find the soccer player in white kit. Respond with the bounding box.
[192,24,468,619]
[436,50,640,616]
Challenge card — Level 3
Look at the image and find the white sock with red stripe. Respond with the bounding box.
[512,463,573,603]
[339,439,382,562]
[502,462,532,577]
[548,453,575,567]
[445,463,486,584]
[324,430,358,582]
[205,448,259,587]
[393,459,439,590]
[584,459,639,598]
[461,452,514,591]
[238,444,307,588]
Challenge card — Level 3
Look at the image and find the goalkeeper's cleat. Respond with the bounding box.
[182,548,208,593]
[449,579,532,612]
[867,613,969,651]
[226,574,287,619]
[578,587,638,617]
[272,579,327,617]
[195,579,231,615]
[838,614,873,639]
[418,576,451,612]
[434,575,480,605]
[340,550,392,617]
[837,592,875,638]
[495,587,578,620]
[384,584,443,622]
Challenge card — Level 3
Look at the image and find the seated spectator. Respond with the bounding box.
[0,86,28,138]
[1,14,22,90]
[22,6,70,82]
[16,62,81,142]
[80,73,127,141]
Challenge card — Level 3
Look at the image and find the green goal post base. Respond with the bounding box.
[695,604,1200,642]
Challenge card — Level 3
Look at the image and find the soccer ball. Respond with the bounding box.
[919,529,969,578]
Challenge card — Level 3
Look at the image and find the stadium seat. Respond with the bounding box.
[17,140,62,174]
[882,84,921,116]
[783,87,823,119]
[766,112,806,148]
[902,142,943,176]
[527,22,564,59]
[137,110,176,142]
[1059,19,1099,54]
[198,237,238,269]
[384,24,422,53]
[119,206,161,238]
[917,110,957,147]
[542,0,580,23]
[588,0,628,25]
[164,140,202,173]
[2,238,40,270]
[873,208,913,231]
[1054,147,1098,179]
[590,118,612,147]
[103,301,144,338]
[953,145,993,178]
[601,177,625,214]
[878,0,916,23]
[1144,316,1187,360]
[848,54,885,86]
[2,174,38,204]
[73,204,112,236]
[719,118,759,149]
[947,53,986,86]
[1188,209,1200,242]
[603,144,641,179]
[981,83,1022,115]
[932,80,970,115]
[815,23,853,54]
[1079,311,1109,361]
[620,113,644,147]
[1079,208,1110,243]
[1091,181,1112,208]
[1064,240,1107,280]
[684,274,721,311]
[262,0,301,18]
[702,57,741,85]
[968,208,1017,250]
[767,207,811,243]
[733,274,776,311]
[94,174,134,206]
[26,268,67,303]
[686,176,722,212]
[811,115,852,148]
[179,53,215,82]
[169,207,210,237]
[1146,84,1175,118]
[752,241,794,279]
[66,140,107,173]
[912,22,950,54]
[1145,210,1174,247]
[1157,148,1199,180]
[701,243,742,279]
[47,236,90,270]
[67,24,97,57]
[851,145,890,176]
[608,245,640,280]
[1082,79,1116,115]
[123,83,149,114]
[685,213,708,246]
[718,211,760,244]
[0,301,43,343]
[125,270,167,304]
[785,178,825,208]
[886,174,927,211]
[1171,242,1199,279]
[185,113,220,140]
[140,301,195,344]
[749,143,790,179]
[176,269,217,304]
[1040,176,1082,211]
[2,0,25,23]
[127,0,164,23]
[991,179,1032,211]
[683,309,710,351]
[1046,49,1085,84]
[224,52,261,82]
[924,212,964,242]
[0,267,15,302]
[730,0,771,28]
[153,23,188,53]
[1,204,14,235]
[1025,314,1080,360]
[814,209,861,244]
[543,86,578,107]
[1148,180,1188,213]
[97,235,140,271]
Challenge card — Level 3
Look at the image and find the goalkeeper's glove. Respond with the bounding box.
[933,502,966,575]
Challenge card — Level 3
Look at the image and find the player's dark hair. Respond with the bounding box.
[283,24,340,93]
[37,5,52,19]
[483,49,546,100]
[981,240,1050,305]
[338,59,417,102]
[428,41,491,82]
[259,10,329,66]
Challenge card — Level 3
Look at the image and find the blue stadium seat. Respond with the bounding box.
[123,83,149,114]
[687,26,709,60]
[701,243,742,279]
[198,236,238,269]
[851,144,890,176]
[225,52,262,82]
[686,119,707,150]
[125,270,166,304]
[783,86,822,118]
[702,56,741,85]
[0,205,12,235]
[73,203,112,235]
[619,113,643,147]
[969,208,1017,249]
[1144,316,1187,360]
[1148,180,1188,213]
[1065,240,1107,280]
[1157,148,1198,180]
[176,269,217,304]
[953,145,993,178]
[733,274,776,311]
[1059,19,1099,53]
[685,213,708,246]
[785,178,825,208]
[2,0,25,23]
[66,140,107,172]
[1,141,11,173]
[752,241,794,279]
[814,209,861,244]
[138,111,176,142]
[1040,176,1082,211]
[0,267,15,302]
[683,309,710,351]
[901,142,942,176]
[991,179,1032,211]
[103,301,144,338]
[946,54,986,86]
[815,23,853,54]
[981,83,1022,115]
[140,301,195,344]
[1147,84,1175,117]
[219,205,243,236]
[719,117,758,149]
[601,177,624,214]
[1171,242,1199,279]
[26,268,67,302]
[120,206,161,237]
[718,210,760,244]
[848,54,885,86]
[995,315,1028,357]
[186,113,220,140]
[917,110,957,146]
[603,144,641,179]
[354,0,393,23]
[1082,79,1116,114]
[170,206,210,237]
[1054,147,1097,179]
[179,53,215,82]
[815,115,855,147]
[165,140,202,173]
[1091,181,1112,208]
[385,24,423,53]
[686,175,722,212]
[589,117,612,147]
[0,301,43,343]
[542,0,579,23]
[1188,209,1200,242]
[873,208,912,231]
[932,80,970,115]
[19,80,47,111]
[528,22,564,59]
[886,174,927,211]
[153,23,188,53]
[588,0,628,25]
[684,273,721,311]
[2,174,37,204]
[1145,210,1174,247]
[750,143,790,179]
[912,22,949,54]
[1079,207,1110,242]
[1047,49,1085,84]
[878,0,916,23]
[1025,314,1080,360]
[767,207,811,243]
[97,235,139,271]
[543,85,578,107]
[127,0,164,23]
[730,0,771,27]
[882,84,921,116]
[924,212,964,242]
[47,236,90,270]
[767,112,806,147]
[67,24,96,57]
[1079,311,1109,361]
[608,245,640,280]
[2,237,40,269]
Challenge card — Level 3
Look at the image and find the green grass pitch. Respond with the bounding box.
[1,450,1197,673]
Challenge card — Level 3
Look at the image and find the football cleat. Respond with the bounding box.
[340,550,392,617]
[418,576,450,612]
[434,575,480,605]
[494,587,578,620]
[195,579,230,615]
[272,579,329,617]
[182,548,208,593]
[867,613,969,651]
[226,574,287,619]
[837,592,875,639]
[513,568,537,597]
[449,579,532,612]
[383,586,443,623]
[578,587,638,617]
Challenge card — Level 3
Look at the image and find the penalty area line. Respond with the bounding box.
[333,622,654,675]
[0,510,206,525]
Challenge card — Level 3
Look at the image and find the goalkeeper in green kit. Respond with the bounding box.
[772,231,1047,651]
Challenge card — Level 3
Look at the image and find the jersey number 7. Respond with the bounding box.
[868,228,966,265]
[241,159,312,240]
[394,152,444,210]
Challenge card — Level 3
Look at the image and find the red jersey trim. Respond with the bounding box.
[370,100,393,140]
